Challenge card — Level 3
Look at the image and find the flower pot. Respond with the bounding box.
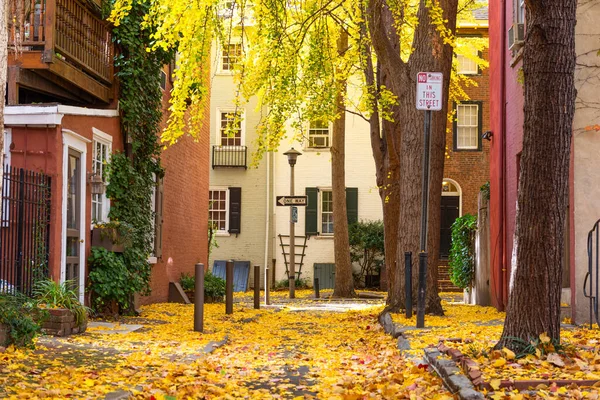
[41,308,87,337]
[92,227,124,253]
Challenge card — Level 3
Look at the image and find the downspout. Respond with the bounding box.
[500,0,508,309]
[264,150,270,302]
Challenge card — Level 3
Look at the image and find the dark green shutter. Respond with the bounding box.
[346,187,358,225]
[305,187,318,236]
[154,178,164,258]
[228,187,241,234]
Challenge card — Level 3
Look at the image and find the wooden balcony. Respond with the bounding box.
[8,0,114,105]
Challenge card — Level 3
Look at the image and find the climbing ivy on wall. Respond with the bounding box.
[91,0,173,311]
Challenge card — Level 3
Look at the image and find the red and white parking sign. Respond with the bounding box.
[416,72,443,111]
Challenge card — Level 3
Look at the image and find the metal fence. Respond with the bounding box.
[0,166,52,297]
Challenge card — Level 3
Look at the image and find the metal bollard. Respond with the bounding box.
[416,252,427,328]
[226,260,234,315]
[405,252,412,319]
[254,265,260,310]
[265,267,271,305]
[314,278,320,299]
[194,263,204,332]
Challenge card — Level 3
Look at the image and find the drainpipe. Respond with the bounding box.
[500,0,508,309]
[264,150,270,303]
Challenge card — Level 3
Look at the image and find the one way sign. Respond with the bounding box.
[276,196,308,206]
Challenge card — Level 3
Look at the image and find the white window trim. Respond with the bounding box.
[215,108,246,147]
[2,129,12,228]
[209,186,231,236]
[304,121,332,151]
[61,130,90,304]
[456,103,480,150]
[442,178,463,217]
[517,0,525,23]
[91,128,113,228]
[318,188,334,236]
[457,53,479,75]
[217,40,243,74]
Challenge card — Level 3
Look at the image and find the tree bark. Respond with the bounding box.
[332,29,356,298]
[367,0,457,315]
[497,0,576,350]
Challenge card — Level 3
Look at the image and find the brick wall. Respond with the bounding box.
[141,67,210,304]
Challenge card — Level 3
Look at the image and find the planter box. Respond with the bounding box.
[91,227,124,253]
[0,323,9,347]
[41,308,87,337]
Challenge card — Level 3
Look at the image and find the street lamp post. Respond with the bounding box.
[284,148,302,299]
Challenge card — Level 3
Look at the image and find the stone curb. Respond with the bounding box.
[377,311,484,399]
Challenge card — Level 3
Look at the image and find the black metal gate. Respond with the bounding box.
[0,166,52,297]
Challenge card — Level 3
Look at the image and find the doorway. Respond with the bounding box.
[440,179,461,259]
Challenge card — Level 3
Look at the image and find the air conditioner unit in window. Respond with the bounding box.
[508,23,525,51]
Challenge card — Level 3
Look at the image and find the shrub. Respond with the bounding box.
[88,247,134,313]
[180,273,195,291]
[274,277,309,290]
[448,214,477,290]
[349,220,385,287]
[0,293,44,348]
[33,279,89,326]
[204,272,226,300]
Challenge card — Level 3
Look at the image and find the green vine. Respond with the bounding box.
[448,214,477,290]
[89,0,173,312]
[480,181,490,201]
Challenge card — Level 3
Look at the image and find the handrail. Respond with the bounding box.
[585,218,600,329]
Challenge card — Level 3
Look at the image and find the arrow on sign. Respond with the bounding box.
[276,196,308,206]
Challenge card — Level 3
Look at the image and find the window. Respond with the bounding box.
[453,102,482,151]
[221,43,242,72]
[218,110,244,146]
[160,70,167,90]
[456,44,479,75]
[305,187,358,236]
[321,190,334,234]
[517,0,525,23]
[209,187,241,235]
[91,130,112,224]
[151,175,164,260]
[307,120,330,148]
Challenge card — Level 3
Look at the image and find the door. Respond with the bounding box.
[439,196,460,259]
[313,263,335,289]
[65,149,82,295]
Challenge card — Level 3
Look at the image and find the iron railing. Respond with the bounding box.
[585,218,600,328]
[212,145,248,169]
[0,167,52,297]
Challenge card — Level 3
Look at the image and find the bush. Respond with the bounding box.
[34,279,89,326]
[88,247,134,314]
[0,293,44,348]
[349,220,385,287]
[180,273,195,291]
[204,272,226,300]
[274,277,310,290]
[448,214,477,290]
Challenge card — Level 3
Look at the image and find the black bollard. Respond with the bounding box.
[254,265,260,310]
[416,252,427,328]
[314,278,320,299]
[405,252,412,319]
[194,263,204,332]
[226,260,234,315]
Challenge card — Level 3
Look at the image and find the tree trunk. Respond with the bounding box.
[332,29,355,298]
[0,0,8,181]
[497,0,576,350]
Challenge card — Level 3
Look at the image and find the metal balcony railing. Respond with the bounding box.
[212,146,248,169]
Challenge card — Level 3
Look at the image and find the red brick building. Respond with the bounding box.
[3,0,209,304]
[438,15,490,291]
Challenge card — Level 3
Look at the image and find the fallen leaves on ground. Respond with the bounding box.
[0,301,448,399]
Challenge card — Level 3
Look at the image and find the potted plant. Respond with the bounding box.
[180,273,195,302]
[34,280,89,337]
[91,220,129,253]
[204,272,225,303]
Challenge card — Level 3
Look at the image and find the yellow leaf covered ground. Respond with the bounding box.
[0,300,449,399]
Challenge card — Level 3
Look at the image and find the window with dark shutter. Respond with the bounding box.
[345,187,358,225]
[228,187,241,234]
[305,187,318,236]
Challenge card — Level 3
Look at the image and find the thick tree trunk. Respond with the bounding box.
[332,29,355,298]
[497,0,576,350]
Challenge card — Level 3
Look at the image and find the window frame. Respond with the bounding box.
[517,0,525,23]
[91,128,113,227]
[209,187,230,236]
[306,120,332,150]
[319,188,334,235]
[218,41,243,73]
[452,101,483,152]
[216,108,245,147]
[455,35,482,76]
